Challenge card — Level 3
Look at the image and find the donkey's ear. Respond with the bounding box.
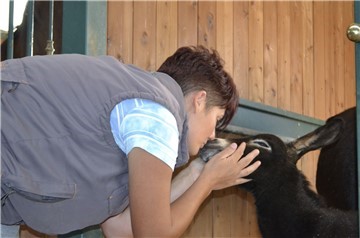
[287,117,344,163]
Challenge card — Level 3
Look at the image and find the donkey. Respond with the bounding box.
[199,115,358,238]
[316,107,357,211]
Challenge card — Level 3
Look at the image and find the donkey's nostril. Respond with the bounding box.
[199,138,231,162]
[199,147,221,162]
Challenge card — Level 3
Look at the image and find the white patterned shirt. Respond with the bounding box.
[110,98,179,170]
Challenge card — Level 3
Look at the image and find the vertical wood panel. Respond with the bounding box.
[216,1,233,75]
[212,189,232,237]
[302,1,314,117]
[312,150,320,192]
[181,196,213,237]
[232,191,261,237]
[324,2,336,118]
[213,3,234,236]
[232,4,253,236]
[248,1,264,103]
[277,1,291,111]
[231,190,249,236]
[290,2,304,116]
[156,1,178,69]
[248,194,260,237]
[300,2,315,183]
[314,1,326,120]
[178,1,198,47]
[233,1,249,99]
[263,1,278,107]
[198,1,216,48]
[133,1,156,71]
[334,1,345,113]
[107,1,133,63]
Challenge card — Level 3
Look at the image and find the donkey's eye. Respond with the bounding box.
[250,139,272,151]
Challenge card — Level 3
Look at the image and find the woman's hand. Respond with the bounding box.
[200,142,260,191]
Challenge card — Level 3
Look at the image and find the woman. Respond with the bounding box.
[1,46,260,237]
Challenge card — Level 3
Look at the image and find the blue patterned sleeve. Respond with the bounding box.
[110,98,179,170]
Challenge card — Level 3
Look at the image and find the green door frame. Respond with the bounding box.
[355,0,360,235]
[62,0,107,56]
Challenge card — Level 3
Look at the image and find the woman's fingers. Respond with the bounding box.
[212,142,240,160]
[232,144,260,186]
[235,160,261,184]
[224,142,261,186]
[235,178,252,184]
[238,148,260,168]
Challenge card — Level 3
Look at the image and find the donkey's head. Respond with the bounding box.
[199,116,344,186]
[200,134,293,186]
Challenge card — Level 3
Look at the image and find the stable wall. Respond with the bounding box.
[107,1,356,237]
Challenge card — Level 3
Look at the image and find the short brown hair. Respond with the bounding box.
[157,45,238,129]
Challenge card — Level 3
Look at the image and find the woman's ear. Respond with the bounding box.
[194,90,207,112]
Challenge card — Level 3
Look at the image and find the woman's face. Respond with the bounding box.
[185,91,225,156]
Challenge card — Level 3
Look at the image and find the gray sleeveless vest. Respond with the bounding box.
[1,54,189,234]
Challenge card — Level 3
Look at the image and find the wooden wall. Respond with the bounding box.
[107,1,356,237]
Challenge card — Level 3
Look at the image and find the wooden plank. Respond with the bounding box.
[213,188,233,237]
[263,1,278,107]
[156,1,178,69]
[133,1,156,71]
[246,4,263,235]
[248,1,264,103]
[290,1,304,171]
[334,1,345,114]
[302,1,314,118]
[107,1,133,63]
[298,2,316,184]
[232,189,261,237]
[233,1,249,99]
[277,1,291,111]
[248,194,261,237]
[178,1,198,47]
[231,189,250,237]
[213,3,234,236]
[300,1,315,183]
[181,195,213,237]
[216,1,233,75]
[314,1,326,120]
[301,152,317,192]
[232,6,251,235]
[290,2,303,116]
[343,1,356,108]
[198,1,216,49]
[324,2,336,118]
[312,150,321,192]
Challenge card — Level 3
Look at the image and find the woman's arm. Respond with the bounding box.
[102,143,260,237]
[101,157,204,238]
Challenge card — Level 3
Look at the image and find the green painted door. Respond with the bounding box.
[354,1,360,235]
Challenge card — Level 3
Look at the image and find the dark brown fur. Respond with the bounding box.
[200,113,358,238]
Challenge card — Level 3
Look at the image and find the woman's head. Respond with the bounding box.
[157,46,238,130]
[158,46,239,155]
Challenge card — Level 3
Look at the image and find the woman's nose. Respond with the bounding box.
[209,129,216,140]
